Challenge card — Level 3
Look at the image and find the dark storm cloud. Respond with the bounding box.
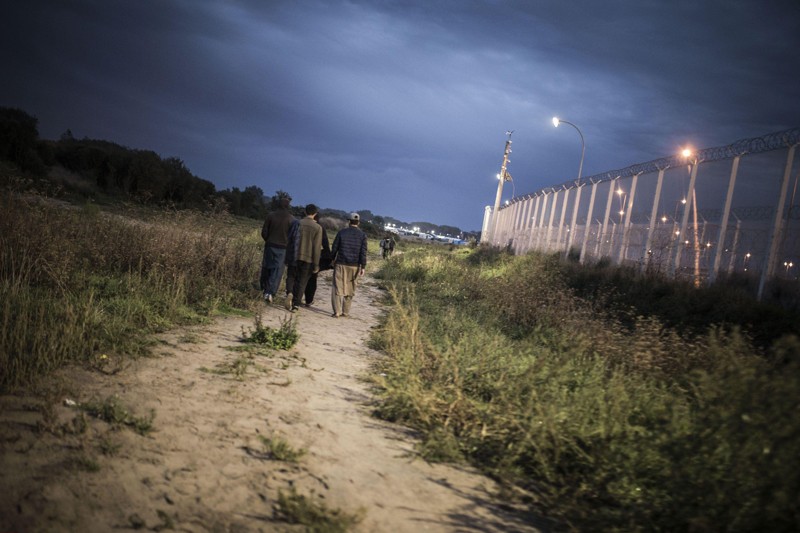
[2,0,798,230]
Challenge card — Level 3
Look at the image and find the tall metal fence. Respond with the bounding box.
[482,128,800,298]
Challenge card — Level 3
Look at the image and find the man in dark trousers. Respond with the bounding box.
[330,212,367,318]
[260,197,294,303]
[285,204,322,312]
[285,212,332,307]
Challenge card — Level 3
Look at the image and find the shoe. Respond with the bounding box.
[330,313,340,318]
[266,293,273,303]
[285,293,293,310]
[290,306,299,312]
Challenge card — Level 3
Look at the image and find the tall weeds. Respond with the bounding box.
[373,246,800,531]
[0,191,261,389]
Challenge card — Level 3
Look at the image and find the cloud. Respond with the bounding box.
[2,0,798,230]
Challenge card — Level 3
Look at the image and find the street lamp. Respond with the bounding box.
[552,116,585,183]
[616,187,627,222]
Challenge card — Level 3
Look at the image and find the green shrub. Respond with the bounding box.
[372,247,800,531]
[243,314,299,350]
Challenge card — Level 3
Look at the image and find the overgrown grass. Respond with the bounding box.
[372,245,800,531]
[274,487,363,533]
[80,395,156,435]
[198,354,269,380]
[259,434,307,462]
[242,314,299,350]
[0,188,262,389]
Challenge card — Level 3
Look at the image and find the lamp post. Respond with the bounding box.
[552,117,585,183]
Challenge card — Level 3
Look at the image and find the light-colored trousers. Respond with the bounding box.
[332,264,359,316]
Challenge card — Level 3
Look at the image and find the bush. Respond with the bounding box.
[372,247,800,531]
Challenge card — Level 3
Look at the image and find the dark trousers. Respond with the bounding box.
[286,265,319,305]
[291,261,316,307]
[259,245,286,295]
[305,273,318,304]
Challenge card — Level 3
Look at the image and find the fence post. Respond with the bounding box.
[758,144,797,300]
[510,201,522,251]
[727,218,741,274]
[672,161,700,277]
[599,178,618,258]
[709,155,741,284]
[535,192,550,251]
[481,206,492,242]
[580,181,599,263]
[643,169,666,272]
[565,184,584,259]
[526,195,541,252]
[556,187,571,251]
[517,198,530,253]
[544,190,560,252]
[618,173,639,264]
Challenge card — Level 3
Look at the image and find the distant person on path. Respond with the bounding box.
[330,212,368,318]
[379,235,395,259]
[260,197,294,303]
[285,204,323,312]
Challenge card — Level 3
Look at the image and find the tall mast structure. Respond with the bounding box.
[489,131,513,243]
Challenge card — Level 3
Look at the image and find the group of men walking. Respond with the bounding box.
[259,198,368,318]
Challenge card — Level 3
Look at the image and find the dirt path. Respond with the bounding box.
[0,272,541,532]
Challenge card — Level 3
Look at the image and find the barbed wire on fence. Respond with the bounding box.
[503,127,800,205]
[486,127,800,296]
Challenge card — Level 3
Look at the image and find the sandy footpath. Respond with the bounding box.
[0,271,541,532]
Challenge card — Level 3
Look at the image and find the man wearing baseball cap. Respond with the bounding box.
[330,212,367,317]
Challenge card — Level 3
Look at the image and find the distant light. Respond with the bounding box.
[661,216,668,223]
[616,188,624,196]
[619,210,625,216]
[552,117,560,127]
[675,230,681,236]
[496,173,502,180]
[681,198,687,204]
[682,148,693,158]
[706,242,712,248]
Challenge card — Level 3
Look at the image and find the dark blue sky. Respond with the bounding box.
[3,0,799,230]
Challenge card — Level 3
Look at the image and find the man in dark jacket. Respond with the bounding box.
[259,197,295,303]
[330,212,368,318]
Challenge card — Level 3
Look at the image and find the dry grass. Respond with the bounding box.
[372,245,800,531]
[0,189,262,389]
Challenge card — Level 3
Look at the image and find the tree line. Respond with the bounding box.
[0,106,469,236]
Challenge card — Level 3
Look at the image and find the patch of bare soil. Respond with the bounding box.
[0,272,543,532]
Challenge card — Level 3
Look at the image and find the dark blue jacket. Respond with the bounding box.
[332,226,367,267]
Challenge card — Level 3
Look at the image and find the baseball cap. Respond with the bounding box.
[350,212,360,221]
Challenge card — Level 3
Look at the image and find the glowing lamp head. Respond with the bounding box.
[682,148,693,158]
[552,117,560,127]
